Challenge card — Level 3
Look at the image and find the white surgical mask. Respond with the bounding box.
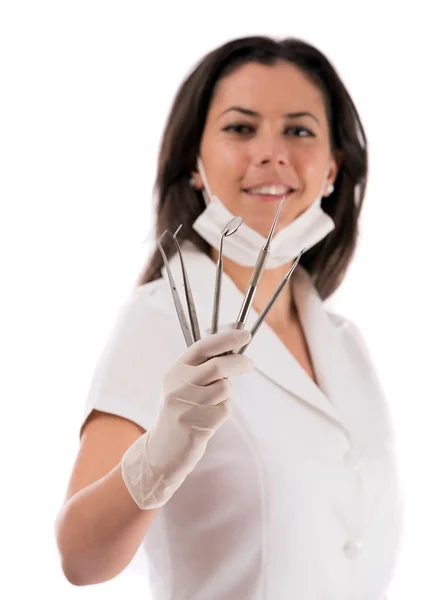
[192,157,335,268]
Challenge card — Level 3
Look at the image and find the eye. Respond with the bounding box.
[286,126,315,138]
[223,123,255,135]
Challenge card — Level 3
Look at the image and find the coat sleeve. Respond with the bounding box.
[78,284,185,439]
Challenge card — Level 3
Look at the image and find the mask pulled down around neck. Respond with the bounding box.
[192,159,335,269]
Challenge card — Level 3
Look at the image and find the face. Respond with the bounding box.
[193,61,341,237]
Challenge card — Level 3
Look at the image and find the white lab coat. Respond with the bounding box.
[81,241,403,600]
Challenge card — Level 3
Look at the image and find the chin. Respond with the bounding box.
[250,213,296,235]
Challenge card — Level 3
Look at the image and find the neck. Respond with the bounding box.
[210,248,298,332]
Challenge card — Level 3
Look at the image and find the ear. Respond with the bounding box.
[333,148,344,171]
[326,149,344,193]
[190,169,203,190]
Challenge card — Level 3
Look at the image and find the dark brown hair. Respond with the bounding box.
[136,36,368,300]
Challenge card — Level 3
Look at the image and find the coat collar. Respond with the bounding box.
[160,242,358,438]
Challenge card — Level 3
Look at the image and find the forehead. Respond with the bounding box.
[210,61,326,117]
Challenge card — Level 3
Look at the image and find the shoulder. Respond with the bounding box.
[102,277,186,363]
[117,278,178,333]
[325,309,373,360]
[325,309,392,420]
[121,277,172,320]
[321,306,385,386]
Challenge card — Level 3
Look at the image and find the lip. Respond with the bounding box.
[243,189,296,202]
[244,181,297,191]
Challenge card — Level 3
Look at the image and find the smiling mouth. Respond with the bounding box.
[243,186,296,200]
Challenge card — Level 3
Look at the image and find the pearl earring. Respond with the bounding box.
[189,176,198,188]
[327,183,334,195]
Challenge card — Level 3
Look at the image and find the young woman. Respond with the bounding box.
[55,36,403,599]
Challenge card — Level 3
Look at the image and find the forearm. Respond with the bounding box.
[55,461,160,586]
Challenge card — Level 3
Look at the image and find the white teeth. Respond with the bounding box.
[248,185,291,195]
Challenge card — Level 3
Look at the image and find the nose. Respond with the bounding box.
[255,137,290,167]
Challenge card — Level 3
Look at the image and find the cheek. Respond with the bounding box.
[216,142,250,175]
[292,148,328,188]
[202,136,249,181]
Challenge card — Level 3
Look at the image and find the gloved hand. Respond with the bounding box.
[121,328,253,510]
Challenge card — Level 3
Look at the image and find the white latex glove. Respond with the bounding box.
[121,328,253,510]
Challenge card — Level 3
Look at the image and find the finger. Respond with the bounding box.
[181,329,252,367]
[198,354,254,383]
[168,395,232,431]
[178,353,254,386]
[167,377,233,408]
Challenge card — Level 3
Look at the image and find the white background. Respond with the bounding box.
[1,1,425,598]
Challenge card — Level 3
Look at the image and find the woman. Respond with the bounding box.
[55,36,403,599]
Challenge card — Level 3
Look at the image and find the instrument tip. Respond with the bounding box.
[223,216,243,237]
[265,196,286,245]
[173,224,183,239]
[158,229,169,245]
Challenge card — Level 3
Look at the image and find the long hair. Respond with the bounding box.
[136,36,367,300]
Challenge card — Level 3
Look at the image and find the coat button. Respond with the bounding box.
[344,448,361,471]
[343,539,363,558]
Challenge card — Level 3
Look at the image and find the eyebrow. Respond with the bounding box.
[219,106,320,125]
